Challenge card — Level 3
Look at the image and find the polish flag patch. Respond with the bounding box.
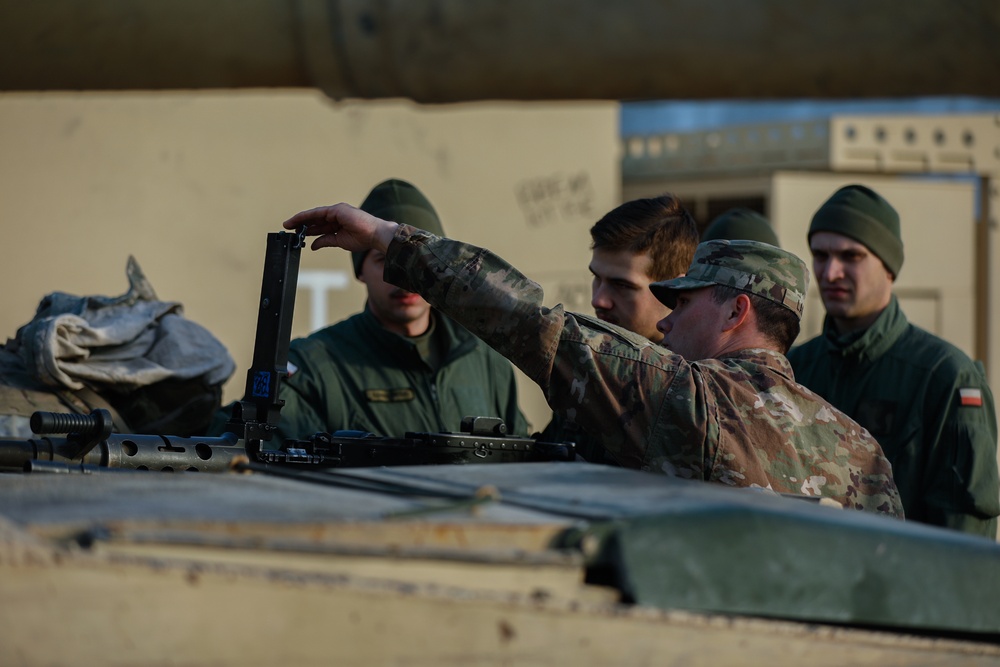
[959,388,983,407]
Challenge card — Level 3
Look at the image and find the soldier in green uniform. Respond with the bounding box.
[283,201,904,518]
[272,179,527,445]
[787,184,999,538]
[540,194,698,464]
[702,208,780,247]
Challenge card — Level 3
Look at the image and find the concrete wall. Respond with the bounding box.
[0,91,619,433]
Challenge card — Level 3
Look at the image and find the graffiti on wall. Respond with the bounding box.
[514,171,595,227]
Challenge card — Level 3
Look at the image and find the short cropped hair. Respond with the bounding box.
[590,195,699,282]
[710,285,801,353]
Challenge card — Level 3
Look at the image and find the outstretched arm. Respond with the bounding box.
[281,203,662,469]
[283,204,398,256]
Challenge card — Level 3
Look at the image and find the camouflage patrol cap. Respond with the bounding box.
[353,179,445,277]
[649,239,808,319]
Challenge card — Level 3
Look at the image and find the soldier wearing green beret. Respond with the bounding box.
[270,179,527,444]
[788,184,999,538]
[285,202,904,518]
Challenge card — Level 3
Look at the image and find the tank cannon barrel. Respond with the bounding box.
[1,0,999,102]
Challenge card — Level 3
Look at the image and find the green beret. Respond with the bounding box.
[353,179,445,277]
[650,239,808,319]
[808,184,903,277]
[702,208,780,247]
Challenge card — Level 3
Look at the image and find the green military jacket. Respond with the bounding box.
[788,296,999,538]
[273,306,528,445]
[384,225,903,518]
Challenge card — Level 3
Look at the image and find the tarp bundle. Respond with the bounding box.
[14,256,233,391]
[0,257,234,437]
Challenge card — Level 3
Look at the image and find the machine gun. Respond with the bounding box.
[0,410,573,473]
[0,230,573,474]
[262,416,573,469]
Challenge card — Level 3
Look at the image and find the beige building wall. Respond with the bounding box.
[0,91,619,433]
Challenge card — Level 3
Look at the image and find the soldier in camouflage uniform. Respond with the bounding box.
[284,203,903,518]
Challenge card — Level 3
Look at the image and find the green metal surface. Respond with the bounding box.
[569,491,1000,637]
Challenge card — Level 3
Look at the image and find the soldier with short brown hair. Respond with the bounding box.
[550,194,698,463]
[588,194,699,344]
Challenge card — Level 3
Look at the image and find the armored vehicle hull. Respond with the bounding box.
[2,462,999,665]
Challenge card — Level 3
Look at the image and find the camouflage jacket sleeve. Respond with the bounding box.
[384,225,673,468]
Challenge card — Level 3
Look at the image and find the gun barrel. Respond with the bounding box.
[102,433,246,472]
[0,436,98,470]
[23,460,111,474]
[0,432,247,473]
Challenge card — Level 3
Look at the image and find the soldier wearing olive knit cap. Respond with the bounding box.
[788,184,999,539]
[702,208,780,247]
[266,179,527,444]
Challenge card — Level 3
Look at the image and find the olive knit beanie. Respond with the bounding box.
[808,184,903,277]
[702,208,780,247]
[353,179,445,277]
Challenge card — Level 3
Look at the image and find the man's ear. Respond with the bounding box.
[721,293,752,333]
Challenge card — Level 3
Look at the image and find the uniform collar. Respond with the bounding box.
[820,294,908,363]
[711,347,796,380]
[357,305,478,363]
